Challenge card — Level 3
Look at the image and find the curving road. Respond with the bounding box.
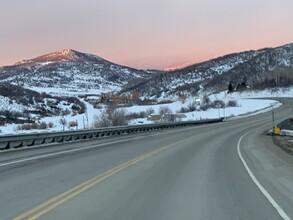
[1,98,293,220]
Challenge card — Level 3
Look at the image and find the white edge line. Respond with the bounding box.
[237,132,291,220]
[0,135,151,168]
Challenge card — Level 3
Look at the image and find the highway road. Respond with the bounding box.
[1,98,293,220]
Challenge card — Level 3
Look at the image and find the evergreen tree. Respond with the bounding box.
[228,81,234,93]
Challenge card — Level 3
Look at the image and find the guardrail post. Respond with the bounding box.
[0,141,10,150]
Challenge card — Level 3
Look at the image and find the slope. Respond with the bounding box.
[122,43,293,97]
[0,49,150,93]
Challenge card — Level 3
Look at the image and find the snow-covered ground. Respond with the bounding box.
[0,96,25,112]
[211,87,293,98]
[26,86,119,96]
[1,87,293,135]
[125,94,280,124]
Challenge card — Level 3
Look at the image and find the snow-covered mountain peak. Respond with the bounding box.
[0,49,151,93]
[12,49,82,66]
[61,48,74,55]
[52,49,77,59]
[33,49,83,63]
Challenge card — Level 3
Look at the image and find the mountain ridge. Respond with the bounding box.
[0,43,292,97]
[0,49,153,93]
[121,43,293,97]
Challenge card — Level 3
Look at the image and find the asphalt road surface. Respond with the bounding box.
[1,98,293,220]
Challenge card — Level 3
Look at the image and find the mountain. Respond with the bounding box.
[0,49,150,93]
[122,43,293,97]
[1,44,292,98]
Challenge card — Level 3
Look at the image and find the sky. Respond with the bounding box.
[0,0,293,70]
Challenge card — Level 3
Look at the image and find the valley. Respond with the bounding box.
[0,44,292,135]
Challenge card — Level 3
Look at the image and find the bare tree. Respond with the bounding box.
[93,106,128,128]
[145,107,155,116]
[59,118,67,131]
[159,106,173,116]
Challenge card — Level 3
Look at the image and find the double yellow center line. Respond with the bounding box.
[14,137,193,220]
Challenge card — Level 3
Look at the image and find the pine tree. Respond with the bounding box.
[228,81,234,93]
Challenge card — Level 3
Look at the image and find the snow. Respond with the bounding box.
[280,130,293,137]
[210,64,235,74]
[39,61,53,66]
[124,95,280,122]
[124,101,188,114]
[0,96,24,112]
[187,100,280,120]
[0,97,101,135]
[40,98,99,131]
[1,87,293,135]
[214,88,293,98]
[26,86,120,96]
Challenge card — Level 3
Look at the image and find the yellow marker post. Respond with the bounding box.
[274,127,280,135]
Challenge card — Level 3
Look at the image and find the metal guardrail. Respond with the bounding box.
[0,118,224,151]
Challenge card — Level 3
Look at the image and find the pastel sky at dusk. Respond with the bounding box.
[0,0,293,70]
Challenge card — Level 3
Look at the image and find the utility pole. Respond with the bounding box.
[86,110,89,129]
[223,105,225,119]
[217,104,221,118]
[271,104,275,129]
[83,115,86,129]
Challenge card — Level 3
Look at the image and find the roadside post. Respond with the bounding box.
[271,104,275,128]
[216,103,221,119]
[271,104,280,135]
[223,105,225,119]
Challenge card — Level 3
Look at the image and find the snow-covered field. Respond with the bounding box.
[1,87,293,136]
[26,86,120,96]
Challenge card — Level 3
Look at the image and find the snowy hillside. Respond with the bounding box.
[0,49,150,93]
[122,43,293,97]
[0,83,86,127]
